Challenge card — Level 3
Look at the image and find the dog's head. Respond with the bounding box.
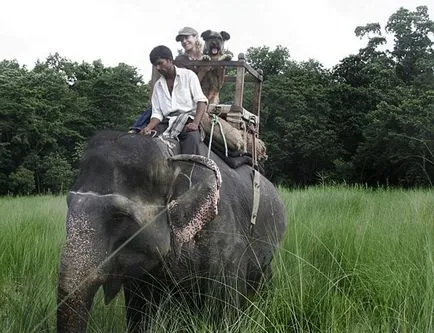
[201,30,230,56]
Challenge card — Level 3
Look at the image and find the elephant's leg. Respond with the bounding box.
[205,259,248,319]
[124,287,143,333]
[123,278,160,333]
[246,262,273,295]
[260,263,274,286]
[227,261,248,309]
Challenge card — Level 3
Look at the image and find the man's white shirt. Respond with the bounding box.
[151,67,207,121]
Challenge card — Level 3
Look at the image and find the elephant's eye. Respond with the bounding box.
[108,211,130,227]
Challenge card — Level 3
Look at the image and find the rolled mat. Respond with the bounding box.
[201,112,267,161]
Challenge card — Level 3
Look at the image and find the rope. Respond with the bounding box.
[207,114,229,158]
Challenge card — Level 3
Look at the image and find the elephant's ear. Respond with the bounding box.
[167,155,222,244]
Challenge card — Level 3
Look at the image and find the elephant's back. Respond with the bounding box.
[214,160,287,235]
[197,141,287,241]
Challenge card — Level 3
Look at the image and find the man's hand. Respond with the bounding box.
[185,122,199,132]
[140,118,160,136]
[140,126,153,135]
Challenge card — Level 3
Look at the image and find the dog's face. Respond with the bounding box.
[201,30,230,56]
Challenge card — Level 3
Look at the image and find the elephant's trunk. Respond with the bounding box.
[57,283,98,333]
[57,211,107,333]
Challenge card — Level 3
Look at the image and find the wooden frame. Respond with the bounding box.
[150,53,263,121]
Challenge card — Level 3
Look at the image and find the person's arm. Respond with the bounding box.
[141,117,161,135]
[185,72,208,132]
[185,101,207,132]
[141,83,163,135]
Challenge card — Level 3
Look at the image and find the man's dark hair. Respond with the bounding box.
[149,45,173,65]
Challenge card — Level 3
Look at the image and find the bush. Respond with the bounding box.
[8,166,35,195]
[42,154,74,194]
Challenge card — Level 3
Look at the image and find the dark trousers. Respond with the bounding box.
[178,130,201,155]
[130,106,152,131]
[150,119,201,155]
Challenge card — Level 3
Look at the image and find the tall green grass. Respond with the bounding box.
[274,186,434,332]
[0,187,433,332]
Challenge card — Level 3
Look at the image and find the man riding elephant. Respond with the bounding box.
[141,45,208,155]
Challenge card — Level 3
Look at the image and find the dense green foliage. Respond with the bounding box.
[1,187,433,332]
[1,6,432,194]
[0,54,148,195]
[247,6,433,187]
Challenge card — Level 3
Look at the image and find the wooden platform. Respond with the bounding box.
[150,53,263,133]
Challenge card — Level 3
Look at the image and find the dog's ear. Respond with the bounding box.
[201,30,212,40]
[220,31,230,41]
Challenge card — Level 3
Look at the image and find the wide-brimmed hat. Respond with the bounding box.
[175,27,198,41]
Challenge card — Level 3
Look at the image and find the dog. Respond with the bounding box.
[199,30,233,105]
[201,30,233,61]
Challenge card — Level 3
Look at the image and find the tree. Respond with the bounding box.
[70,60,148,131]
[260,59,340,185]
[42,153,74,193]
[246,45,291,79]
[0,55,147,195]
[355,91,434,186]
[330,6,433,186]
[386,6,434,85]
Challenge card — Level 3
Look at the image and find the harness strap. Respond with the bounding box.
[207,114,229,158]
[250,169,261,231]
[248,117,258,170]
[247,116,260,233]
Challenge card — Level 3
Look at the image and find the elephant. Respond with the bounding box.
[57,130,287,332]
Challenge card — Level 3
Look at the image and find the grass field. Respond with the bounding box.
[0,186,433,332]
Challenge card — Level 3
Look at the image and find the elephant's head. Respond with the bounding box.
[57,132,221,333]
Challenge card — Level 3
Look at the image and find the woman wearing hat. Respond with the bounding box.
[175,26,204,63]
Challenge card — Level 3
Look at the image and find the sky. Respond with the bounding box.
[0,0,431,81]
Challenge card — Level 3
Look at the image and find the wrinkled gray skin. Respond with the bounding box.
[57,130,287,333]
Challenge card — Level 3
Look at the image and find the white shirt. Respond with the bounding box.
[151,66,207,121]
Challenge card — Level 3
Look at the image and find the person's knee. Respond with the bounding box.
[180,131,200,154]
